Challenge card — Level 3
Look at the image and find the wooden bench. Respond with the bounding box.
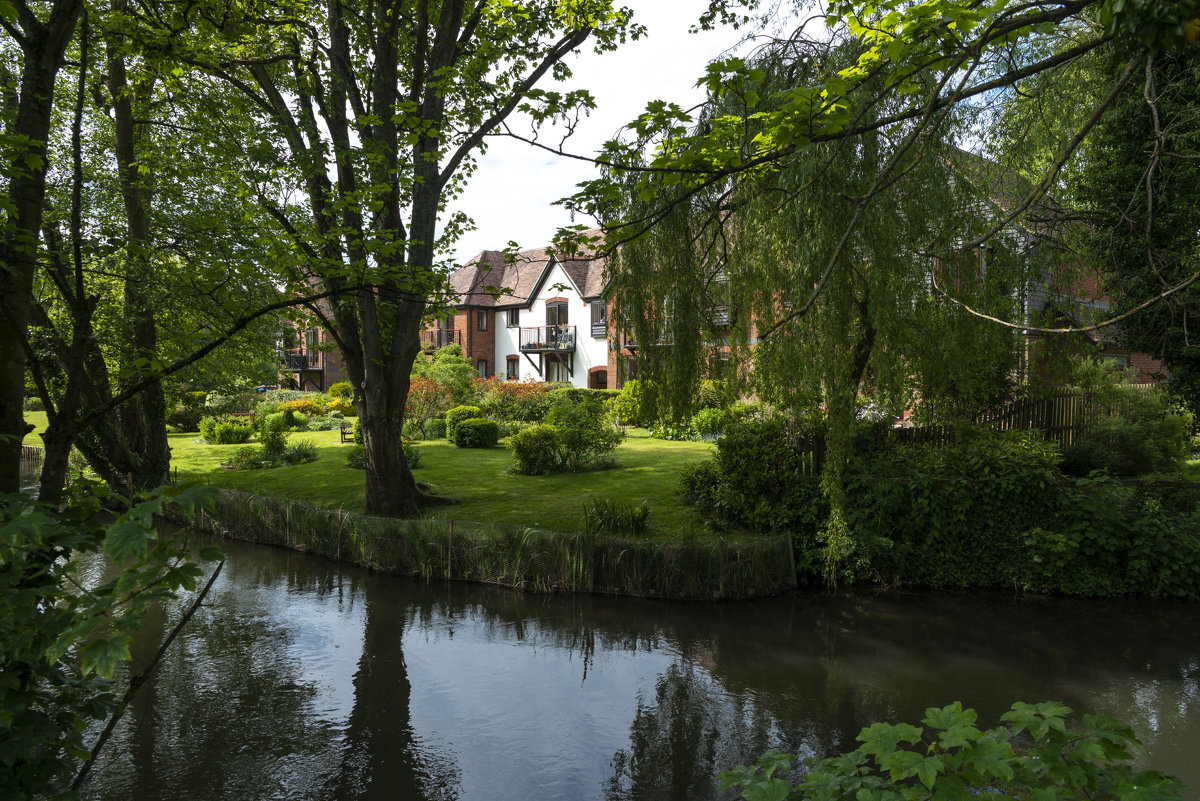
[340,423,354,443]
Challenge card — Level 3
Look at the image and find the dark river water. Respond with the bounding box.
[82,537,1200,801]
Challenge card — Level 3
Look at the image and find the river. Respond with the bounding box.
[82,537,1200,800]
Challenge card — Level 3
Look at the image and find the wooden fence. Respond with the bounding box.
[19,445,43,489]
[792,386,1163,473]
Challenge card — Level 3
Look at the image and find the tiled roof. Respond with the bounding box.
[448,229,607,308]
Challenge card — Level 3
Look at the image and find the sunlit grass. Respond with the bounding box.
[169,426,726,540]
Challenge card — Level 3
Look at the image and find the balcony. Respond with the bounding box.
[421,328,462,351]
[520,325,576,353]
[620,318,674,350]
[282,349,321,371]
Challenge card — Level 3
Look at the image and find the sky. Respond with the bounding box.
[445,1,755,265]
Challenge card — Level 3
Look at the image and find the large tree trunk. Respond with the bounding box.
[0,0,83,495]
[108,14,170,490]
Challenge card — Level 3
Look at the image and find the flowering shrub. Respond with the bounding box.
[325,398,355,417]
[278,398,327,417]
[477,376,551,422]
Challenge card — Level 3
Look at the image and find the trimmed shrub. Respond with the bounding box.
[509,424,565,475]
[328,381,353,399]
[426,417,447,439]
[546,396,625,471]
[453,418,500,448]
[278,398,327,417]
[23,396,44,412]
[260,412,287,433]
[445,405,482,440]
[325,398,355,417]
[199,417,254,445]
[353,417,363,445]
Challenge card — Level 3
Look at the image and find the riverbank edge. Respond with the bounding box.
[180,488,797,601]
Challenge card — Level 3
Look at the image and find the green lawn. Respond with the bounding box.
[23,411,47,444]
[169,426,722,540]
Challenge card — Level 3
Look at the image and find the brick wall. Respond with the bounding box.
[461,307,496,377]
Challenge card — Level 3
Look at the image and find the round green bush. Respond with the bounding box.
[453,418,500,448]
[22,396,44,412]
[445,405,482,440]
[426,417,448,439]
[508,424,564,474]
[328,381,353,399]
[198,416,254,445]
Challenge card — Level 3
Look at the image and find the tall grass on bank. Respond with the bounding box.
[186,489,796,601]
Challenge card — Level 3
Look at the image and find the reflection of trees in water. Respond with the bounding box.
[602,662,816,801]
[87,557,348,799]
[329,578,460,801]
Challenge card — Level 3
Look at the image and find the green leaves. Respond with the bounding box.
[722,702,1184,801]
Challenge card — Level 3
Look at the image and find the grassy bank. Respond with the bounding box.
[168,426,722,540]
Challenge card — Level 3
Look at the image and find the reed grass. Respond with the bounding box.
[188,489,797,601]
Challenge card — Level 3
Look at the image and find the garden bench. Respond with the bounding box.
[340,423,354,443]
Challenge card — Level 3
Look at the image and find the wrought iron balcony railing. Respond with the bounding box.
[519,325,576,353]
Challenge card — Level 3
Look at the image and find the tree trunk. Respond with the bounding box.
[108,13,170,490]
[0,0,84,494]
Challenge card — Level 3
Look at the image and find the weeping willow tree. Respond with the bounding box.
[603,38,1028,580]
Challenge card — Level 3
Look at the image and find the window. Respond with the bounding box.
[443,313,455,329]
[477,359,488,378]
[590,301,607,337]
[506,309,520,328]
[506,356,519,380]
[305,328,319,348]
[546,301,568,326]
[477,311,488,332]
[545,355,570,383]
[617,356,637,388]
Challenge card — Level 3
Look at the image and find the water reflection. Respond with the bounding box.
[84,540,1200,801]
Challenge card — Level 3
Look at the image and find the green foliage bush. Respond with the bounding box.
[205,392,255,415]
[611,379,650,426]
[692,379,729,412]
[722,701,1183,801]
[22,395,44,412]
[199,417,254,445]
[546,395,625,470]
[690,407,734,438]
[650,422,693,440]
[453,418,500,448]
[445,405,482,440]
[168,391,209,432]
[1063,408,1191,476]
[260,389,308,404]
[413,344,477,405]
[304,415,343,431]
[477,377,551,422]
[328,381,353,399]
[353,417,363,445]
[324,398,356,417]
[426,417,447,439]
[277,398,327,417]
[508,424,566,475]
[680,418,828,537]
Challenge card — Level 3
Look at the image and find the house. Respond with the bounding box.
[426,232,630,389]
[950,149,1168,385]
[279,322,349,391]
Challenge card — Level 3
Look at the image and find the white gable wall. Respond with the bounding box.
[492,260,608,388]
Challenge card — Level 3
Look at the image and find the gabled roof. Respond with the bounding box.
[950,148,1072,242]
[447,229,607,308]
